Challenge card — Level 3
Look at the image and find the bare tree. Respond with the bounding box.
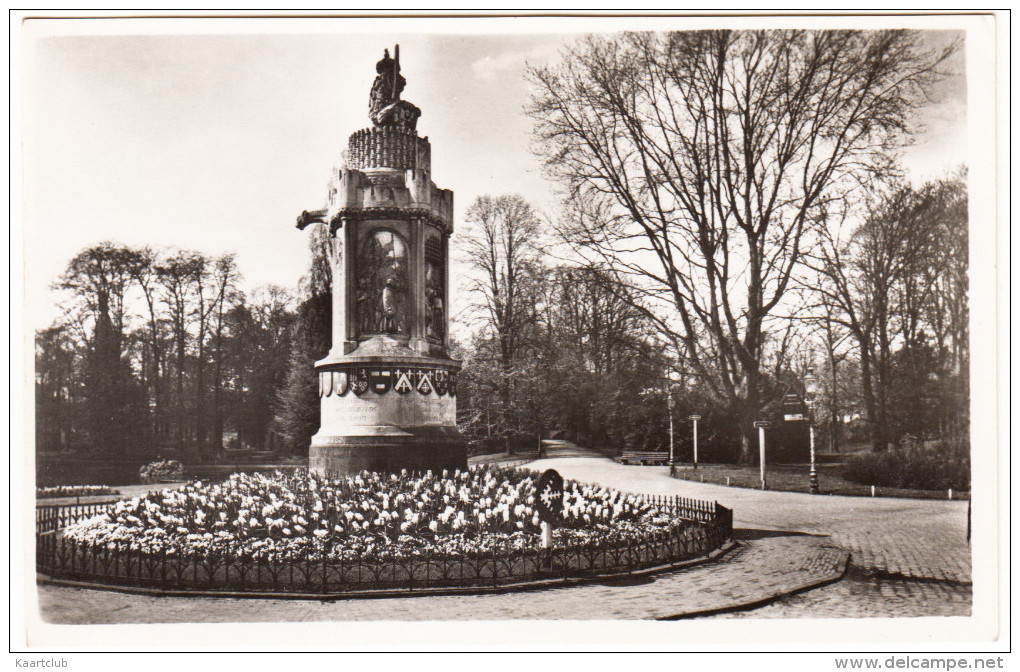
[156,251,204,455]
[208,254,241,456]
[461,194,544,453]
[125,247,166,446]
[818,305,854,453]
[528,30,956,462]
[810,175,967,450]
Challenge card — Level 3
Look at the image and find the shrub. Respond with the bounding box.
[139,459,185,484]
[841,439,970,491]
[36,485,120,499]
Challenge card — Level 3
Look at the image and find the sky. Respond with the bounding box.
[20,17,970,331]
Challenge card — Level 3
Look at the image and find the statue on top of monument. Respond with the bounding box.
[369,47,405,119]
[368,45,421,131]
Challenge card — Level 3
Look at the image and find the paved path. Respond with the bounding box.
[532,458,971,584]
[716,571,972,619]
[37,456,970,622]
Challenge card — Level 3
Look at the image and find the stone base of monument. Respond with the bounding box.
[309,341,467,474]
[309,426,466,475]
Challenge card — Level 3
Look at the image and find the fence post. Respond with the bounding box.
[967,498,971,543]
[321,551,328,595]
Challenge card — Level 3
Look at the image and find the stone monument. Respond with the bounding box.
[296,45,467,474]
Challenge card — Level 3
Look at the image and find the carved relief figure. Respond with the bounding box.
[432,294,445,339]
[356,278,372,334]
[382,278,399,332]
[424,235,445,341]
[357,229,407,336]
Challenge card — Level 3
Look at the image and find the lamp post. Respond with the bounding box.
[804,366,819,494]
[689,415,701,469]
[667,387,676,473]
[753,420,770,489]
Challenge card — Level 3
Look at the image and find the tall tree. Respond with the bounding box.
[156,251,205,455]
[35,326,78,453]
[125,247,166,447]
[275,225,332,454]
[528,30,956,462]
[208,254,241,457]
[811,175,967,450]
[226,286,295,451]
[461,194,544,453]
[57,243,145,461]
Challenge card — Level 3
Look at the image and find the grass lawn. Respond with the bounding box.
[671,463,968,500]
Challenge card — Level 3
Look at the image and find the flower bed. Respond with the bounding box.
[64,467,683,560]
[37,485,120,499]
[41,467,732,595]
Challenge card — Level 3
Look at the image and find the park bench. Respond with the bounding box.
[618,451,670,465]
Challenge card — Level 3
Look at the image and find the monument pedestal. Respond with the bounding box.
[310,429,466,475]
[309,339,466,474]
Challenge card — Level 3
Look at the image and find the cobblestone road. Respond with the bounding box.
[37,456,971,622]
[716,573,972,619]
[531,458,971,584]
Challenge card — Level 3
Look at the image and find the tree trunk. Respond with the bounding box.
[828,352,840,454]
[176,324,186,456]
[740,429,755,466]
[859,347,884,452]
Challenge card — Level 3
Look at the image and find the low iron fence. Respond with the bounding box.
[36,496,732,596]
[36,503,113,535]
